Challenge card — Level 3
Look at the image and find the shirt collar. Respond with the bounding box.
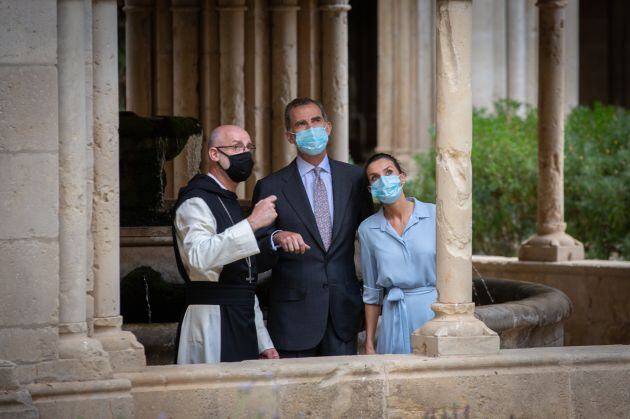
[377,198,430,231]
[296,154,331,177]
[207,173,227,190]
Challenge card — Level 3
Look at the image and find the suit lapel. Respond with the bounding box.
[281,160,326,252]
[330,159,353,247]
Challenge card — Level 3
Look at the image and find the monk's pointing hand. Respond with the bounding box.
[248,195,278,232]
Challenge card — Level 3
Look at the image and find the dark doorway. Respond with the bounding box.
[348,0,378,164]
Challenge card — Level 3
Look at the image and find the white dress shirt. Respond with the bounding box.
[175,173,274,364]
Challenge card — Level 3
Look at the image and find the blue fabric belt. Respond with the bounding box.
[381,286,435,354]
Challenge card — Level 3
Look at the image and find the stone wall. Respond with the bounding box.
[473,256,630,346]
[120,346,630,418]
[0,0,61,383]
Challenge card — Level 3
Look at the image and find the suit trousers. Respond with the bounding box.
[277,313,357,358]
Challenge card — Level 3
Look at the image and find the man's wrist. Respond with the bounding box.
[247,217,257,232]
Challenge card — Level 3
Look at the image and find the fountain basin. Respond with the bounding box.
[473,277,572,348]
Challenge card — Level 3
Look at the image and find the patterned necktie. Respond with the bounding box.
[313,167,332,250]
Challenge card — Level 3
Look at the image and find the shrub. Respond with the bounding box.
[565,103,630,259]
[406,100,629,260]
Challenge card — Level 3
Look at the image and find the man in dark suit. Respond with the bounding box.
[252,97,373,357]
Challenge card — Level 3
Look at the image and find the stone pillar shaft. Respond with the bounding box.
[200,0,221,175]
[413,0,499,357]
[218,0,247,198]
[518,0,584,262]
[298,0,321,99]
[434,0,473,306]
[218,0,247,126]
[172,0,201,192]
[507,0,527,106]
[270,1,299,171]
[321,0,350,162]
[538,1,565,235]
[92,0,122,325]
[154,0,175,199]
[58,0,89,334]
[245,0,271,195]
[416,0,436,153]
[124,0,152,116]
[93,0,146,370]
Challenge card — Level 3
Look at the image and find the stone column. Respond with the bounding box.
[84,0,96,335]
[218,0,247,198]
[564,0,579,112]
[172,0,201,192]
[412,0,499,357]
[492,0,507,101]
[518,0,584,262]
[320,0,351,163]
[472,0,495,110]
[200,0,221,177]
[124,0,153,116]
[57,0,106,363]
[270,0,299,171]
[218,0,246,126]
[92,0,146,371]
[507,0,527,108]
[525,0,539,107]
[415,0,436,153]
[155,0,175,199]
[245,0,271,195]
[393,0,412,168]
[298,0,321,99]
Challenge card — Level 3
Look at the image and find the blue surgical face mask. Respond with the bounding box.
[371,175,403,204]
[295,126,328,156]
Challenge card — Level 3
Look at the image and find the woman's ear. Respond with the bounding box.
[400,172,407,184]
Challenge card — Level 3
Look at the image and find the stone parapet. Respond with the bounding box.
[120,345,630,418]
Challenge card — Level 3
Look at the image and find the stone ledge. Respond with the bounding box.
[120,345,630,387]
[118,346,630,418]
[473,255,630,275]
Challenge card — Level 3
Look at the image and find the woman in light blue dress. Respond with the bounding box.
[359,153,436,354]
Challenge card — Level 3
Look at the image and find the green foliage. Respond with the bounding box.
[406,100,630,260]
[565,103,630,259]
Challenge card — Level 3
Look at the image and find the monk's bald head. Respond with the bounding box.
[209,125,250,148]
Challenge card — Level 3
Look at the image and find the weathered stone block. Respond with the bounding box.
[0,239,58,326]
[0,327,57,363]
[29,378,133,419]
[386,365,571,418]
[0,153,58,239]
[0,66,58,152]
[0,0,57,64]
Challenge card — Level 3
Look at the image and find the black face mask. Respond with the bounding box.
[218,150,254,183]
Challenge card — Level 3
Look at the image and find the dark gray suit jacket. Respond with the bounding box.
[253,158,373,351]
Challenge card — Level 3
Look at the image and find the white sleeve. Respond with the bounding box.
[175,197,260,280]
[254,295,274,353]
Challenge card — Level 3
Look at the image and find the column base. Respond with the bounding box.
[518,232,584,262]
[0,360,38,418]
[94,316,146,372]
[57,332,114,381]
[412,303,500,356]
